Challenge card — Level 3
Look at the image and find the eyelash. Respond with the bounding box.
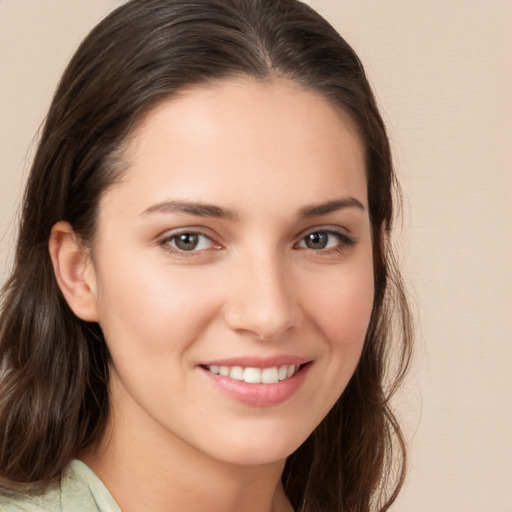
[159,231,220,256]
[158,228,355,256]
[295,229,355,254]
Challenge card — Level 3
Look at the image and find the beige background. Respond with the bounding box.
[1,1,511,510]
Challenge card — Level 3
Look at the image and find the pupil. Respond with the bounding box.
[176,233,198,251]
[306,232,327,249]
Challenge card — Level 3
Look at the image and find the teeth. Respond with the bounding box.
[261,367,279,384]
[243,367,261,383]
[229,366,244,380]
[206,364,300,383]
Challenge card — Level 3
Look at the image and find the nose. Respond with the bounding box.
[223,250,300,341]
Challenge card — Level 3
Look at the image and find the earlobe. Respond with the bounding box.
[48,221,99,322]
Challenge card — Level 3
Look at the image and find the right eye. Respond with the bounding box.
[160,232,218,253]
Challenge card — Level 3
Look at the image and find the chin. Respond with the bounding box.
[200,421,314,468]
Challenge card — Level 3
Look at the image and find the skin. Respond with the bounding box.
[50,77,375,512]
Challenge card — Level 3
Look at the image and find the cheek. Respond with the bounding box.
[304,263,375,348]
[291,262,374,426]
[93,256,221,359]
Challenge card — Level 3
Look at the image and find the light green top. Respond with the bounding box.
[0,460,121,512]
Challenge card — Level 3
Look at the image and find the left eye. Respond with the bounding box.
[163,232,214,252]
[297,231,344,251]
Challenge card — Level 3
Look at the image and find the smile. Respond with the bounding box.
[200,360,312,406]
[205,364,300,384]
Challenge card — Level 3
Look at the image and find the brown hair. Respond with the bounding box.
[0,0,413,510]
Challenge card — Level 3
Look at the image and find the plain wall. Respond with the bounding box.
[1,1,511,510]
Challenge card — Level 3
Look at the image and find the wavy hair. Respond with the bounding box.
[0,1,413,510]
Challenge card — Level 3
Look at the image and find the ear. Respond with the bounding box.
[49,221,99,322]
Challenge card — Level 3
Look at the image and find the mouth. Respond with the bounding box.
[202,363,307,384]
[199,359,312,406]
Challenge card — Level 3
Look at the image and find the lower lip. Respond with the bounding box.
[199,364,311,407]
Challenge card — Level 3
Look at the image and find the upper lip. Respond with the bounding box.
[199,355,312,368]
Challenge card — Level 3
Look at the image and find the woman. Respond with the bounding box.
[0,0,412,511]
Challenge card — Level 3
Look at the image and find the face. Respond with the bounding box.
[87,77,374,467]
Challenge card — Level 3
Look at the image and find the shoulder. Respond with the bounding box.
[0,460,120,512]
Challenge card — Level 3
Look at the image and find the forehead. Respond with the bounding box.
[103,76,367,216]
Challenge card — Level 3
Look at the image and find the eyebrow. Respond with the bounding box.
[299,197,366,218]
[140,200,237,220]
[140,196,365,220]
